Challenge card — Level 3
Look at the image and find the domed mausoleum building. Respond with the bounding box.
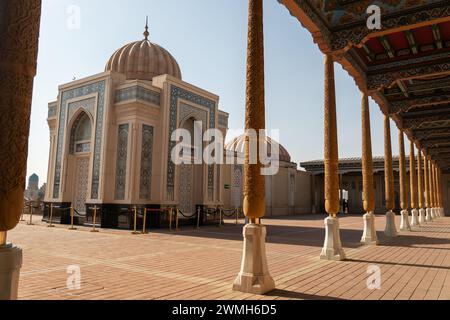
[44,24,231,227]
[222,134,313,216]
[44,24,315,228]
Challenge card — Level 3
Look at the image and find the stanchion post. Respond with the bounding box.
[48,203,55,228]
[27,204,34,226]
[91,205,99,233]
[197,207,201,230]
[235,207,239,225]
[176,209,179,231]
[219,208,222,227]
[169,208,173,232]
[142,208,147,234]
[132,206,140,235]
[20,206,26,222]
[68,205,77,230]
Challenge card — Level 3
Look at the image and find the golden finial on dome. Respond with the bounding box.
[143,16,150,40]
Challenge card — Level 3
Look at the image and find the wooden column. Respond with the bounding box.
[398,131,408,211]
[361,92,375,213]
[409,141,418,210]
[233,0,274,295]
[429,158,436,209]
[424,155,431,209]
[243,0,265,222]
[361,92,377,243]
[383,115,397,237]
[417,147,424,210]
[324,54,339,218]
[438,167,443,209]
[383,115,394,212]
[409,141,420,227]
[438,167,444,215]
[0,0,42,243]
[320,53,345,260]
[432,161,438,211]
[427,156,436,221]
[417,146,427,224]
[436,165,441,209]
[399,130,411,231]
[424,154,433,222]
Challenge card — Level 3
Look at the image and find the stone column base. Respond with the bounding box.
[410,209,420,228]
[361,212,378,245]
[419,209,426,225]
[441,208,446,217]
[435,208,441,218]
[320,216,346,261]
[384,211,398,237]
[431,208,437,219]
[0,243,22,300]
[400,210,411,231]
[233,224,275,295]
[426,208,433,222]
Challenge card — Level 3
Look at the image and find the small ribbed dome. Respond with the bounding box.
[29,174,39,182]
[105,25,182,81]
[225,134,292,163]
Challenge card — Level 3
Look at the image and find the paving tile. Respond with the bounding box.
[7,213,450,300]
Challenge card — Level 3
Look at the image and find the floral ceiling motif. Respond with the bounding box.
[314,0,436,28]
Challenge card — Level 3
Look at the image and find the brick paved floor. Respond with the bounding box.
[7,213,450,300]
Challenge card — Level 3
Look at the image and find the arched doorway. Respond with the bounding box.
[177,117,204,215]
[68,112,93,213]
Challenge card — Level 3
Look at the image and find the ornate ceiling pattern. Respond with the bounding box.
[279,0,450,172]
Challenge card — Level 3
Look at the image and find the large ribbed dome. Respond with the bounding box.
[105,25,182,81]
[225,134,292,163]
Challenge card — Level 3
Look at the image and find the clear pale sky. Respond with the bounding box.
[27,0,407,185]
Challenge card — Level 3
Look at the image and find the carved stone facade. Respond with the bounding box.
[114,124,129,201]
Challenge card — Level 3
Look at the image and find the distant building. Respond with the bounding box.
[25,173,40,201]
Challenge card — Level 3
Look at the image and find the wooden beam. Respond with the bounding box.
[414,128,450,140]
[432,25,443,50]
[403,114,450,129]
[405,30,419,55]
[396,80,409,98]
[362,44,375,62]
[380,36,395,59]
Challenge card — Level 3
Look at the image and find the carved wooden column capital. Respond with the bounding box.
[0,0,42,231]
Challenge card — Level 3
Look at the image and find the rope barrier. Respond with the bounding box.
[221,208,238,218]
[47,204,55,228]
[68,206,77,231]
[27,204,34,226]
[177,209,198,219]
[142,208,148,234]
[73,208,86,217]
